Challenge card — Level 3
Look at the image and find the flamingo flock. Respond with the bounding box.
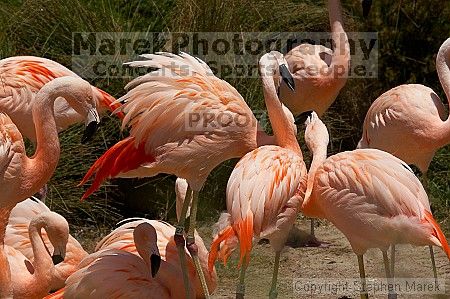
[0,1,449,299]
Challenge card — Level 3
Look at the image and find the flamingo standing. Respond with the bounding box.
[358,37,450,189]
[0,56,122,142]
[44,222,192,299]
[5,197,88,291]
[278,0,350,116]
[301,112,450,299]
[79,52,296,298]
[0,76,100,298]
[208,51,307,299]
[5,211,70,298]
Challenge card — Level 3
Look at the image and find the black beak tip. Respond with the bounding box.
[279,64,295,92]
[52,254,64,265]
[294,110,314,125]
[150,254,161,278]
[81,121,99,144]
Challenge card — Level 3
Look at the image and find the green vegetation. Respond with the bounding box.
[0,0,448,232]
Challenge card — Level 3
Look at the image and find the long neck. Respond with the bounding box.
[158,263,192,298]
[303,144,328,208]
[436,38,450,146]
[19,87,62,200]
[260,72,301,155]
[0,209,13,298]
[28,220,53,285]
[328,0,350,75]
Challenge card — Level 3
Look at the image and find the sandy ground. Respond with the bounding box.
[199,218,450,299]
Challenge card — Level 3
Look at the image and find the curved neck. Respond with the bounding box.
[19,85,64,200]
[28,219,53,278]
[259,57,301,156]
[437,39,450,105]
[436,39,450,146]
[328,0,350,75]
[303,144,328,209]
[0,209,13,298]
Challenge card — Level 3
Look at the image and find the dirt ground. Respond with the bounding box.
[200,218,450,299]
[77,218,450,299]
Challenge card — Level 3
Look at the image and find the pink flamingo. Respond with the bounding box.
[208,51,307,299]
[96,217,217,298]
[44,222,192,299]
[0,56,122,142]
[278,0,350,116]
[301,112,450,299]
[5,211,69,299]
[79,52,296,298]
[358,37,450,188]
[0,77,100,298]
[5,197,88,291]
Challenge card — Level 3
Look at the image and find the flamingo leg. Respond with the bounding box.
[390,245,395,278]
[357,254,369,299]
[382,250,397,299]
[269,251,281,299]
[236,255,249,299]
[429,246,439,288]
[174,185,193,299]
[186,190,210,299]
[310,219,315,237]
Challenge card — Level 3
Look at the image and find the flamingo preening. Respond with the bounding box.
[5,211,69,299]
[96,217,217,298]
[279,0,350,117]
[44,222,188,299]
[5,197,88,291]
[301,112,450,299]
[0,76,100,298]
[208,51,307,299]
[358,38,450,189]
[0,56,121,142]
[79,52,296,298]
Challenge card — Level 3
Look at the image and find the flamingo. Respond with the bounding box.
[5,211,69,299]
[301,112,450,299]
[278,0,350,117]
[0,76,100,298]
[358,37,450,189]
[79,52,296,298]
[208,51,307,299]
[95,178,217,298]
[44,222,191,299]
[0,56,122,143]
[96,217,217,298]
[5,197,88,291]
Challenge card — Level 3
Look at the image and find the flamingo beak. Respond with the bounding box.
[150,254,161,278]
[81,108,100,143]
[362,0,372,17]
[294,110,314,125]
[51,254,64,265]
[279,64,295,92]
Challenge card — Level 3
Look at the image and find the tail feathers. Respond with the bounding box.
[208,226,235,273]
[43,288,65,299]
[424,210,450,260]
[94,87,124,119]
[80,137,155,200]
[236,213,253,268]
